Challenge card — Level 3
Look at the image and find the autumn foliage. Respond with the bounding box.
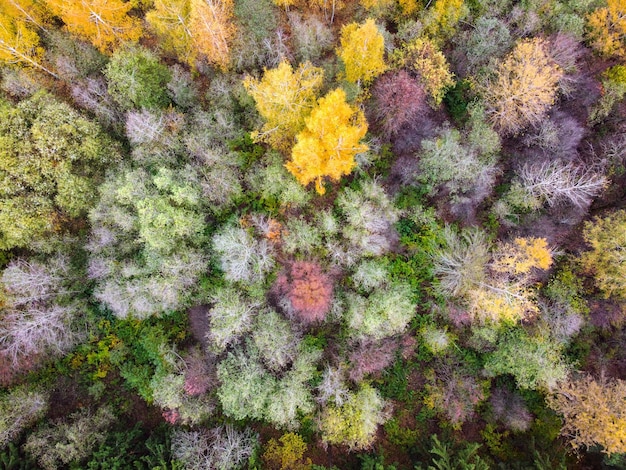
[337,19,386,85]
[244,60,324,152]
[44,0,142,53]
[482,38,562,134]
[547,375,626,455]
[276,261,333,324]
[587,0,626,58]
[286,88,368,194]
[370,70,427,137]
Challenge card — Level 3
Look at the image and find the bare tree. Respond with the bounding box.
[517,160,607,209]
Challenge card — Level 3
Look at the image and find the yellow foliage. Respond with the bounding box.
[244,60,324,152]
[189,0,235,70]
[360,0,395,10]
[587,0,626,58]
[285,88,368,195]
[146,0,194,65]
[398,0,420,15]
[422,0,468,42]
[44,0,142,53]
[482,38,562,134]
[338,18,386,85]
[494,237,553,275]
[399,37,454,106]
[547,375,626,455]
[581,209,626,299]
[467,284,538,324]
[273,0,299,8]
[2,0,50,30]
[263,433,311,470]
[0,13,45,70]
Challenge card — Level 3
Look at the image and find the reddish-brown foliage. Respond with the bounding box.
[370,70,428,138]
[183,349,215,397]
[275,261,333,324]
[348,338,398,383]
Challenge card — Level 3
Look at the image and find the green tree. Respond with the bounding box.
[105,46,172,110]
[0,93,121,250]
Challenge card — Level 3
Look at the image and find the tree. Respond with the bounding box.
[275,261,333,324]
[286,88,368,194]
[88,167,209,319]
[189,0,235,70]
[43,0,142,53]
[515,161,606,210]
[587,0,626,58]
[482,38,563,134]
[370,70,427,137]
[337,19,386,85]
[422,0,469,43]
[146,0,194,65]
[0,385,48,448]
[547,375,626,455]
[0,92,121,250]
[484,329,569,390]
[580,209,626,299]
[398,37,454,106]
[244,60,324,152]
[0,12,56,76]
[263,433,311,470]
[104,46,172,110]
[318,385,388,450]
[172,426,258,470]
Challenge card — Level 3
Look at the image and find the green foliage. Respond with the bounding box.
[0,386,48,448]
[318,385,388,450]
[443,80,472,124]
[0,92,121,250]
[24,406,116,470]
[416,435,490,470]
[484,329,569,391]
[105,46,172,110]
[0,442,36,469]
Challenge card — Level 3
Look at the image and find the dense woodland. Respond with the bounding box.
[0,0,626,468]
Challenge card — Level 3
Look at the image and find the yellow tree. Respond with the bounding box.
[338,18,386,85]
[422,0,468,43]
[547,375,626,455]
[243,60,324,152]
[2,0,50,30]
[189,0,235,70]
[587,0,626,58]
[399,37,454,106]
[286,88,368,195]
[146,0,194,65]
[482,37,562,134]
[0,12,57,76]
[44,0,142,53]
